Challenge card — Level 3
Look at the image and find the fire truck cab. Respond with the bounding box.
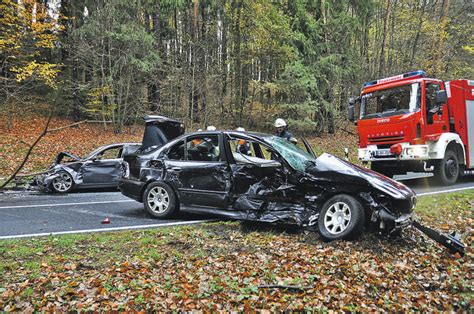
[348,70,474,185]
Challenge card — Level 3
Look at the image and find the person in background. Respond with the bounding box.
[206,125,217,131]
[274,118,293,141]
[235,127,251,155]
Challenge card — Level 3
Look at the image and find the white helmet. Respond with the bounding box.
[206,125,217,131]
[274,118,286,128]
[236,127,245,132]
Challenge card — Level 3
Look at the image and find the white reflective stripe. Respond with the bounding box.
[0,220,212,240]
[417,186,474,196]
[0,200,135,210]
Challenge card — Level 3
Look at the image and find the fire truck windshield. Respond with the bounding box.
[360,83,420,119]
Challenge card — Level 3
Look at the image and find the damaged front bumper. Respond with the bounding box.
[34,172,60,191]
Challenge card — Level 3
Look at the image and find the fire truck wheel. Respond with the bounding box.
[435,149,459,185]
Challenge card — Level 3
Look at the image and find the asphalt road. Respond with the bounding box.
[0,174,473,239]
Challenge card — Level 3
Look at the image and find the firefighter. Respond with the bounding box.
[274,118,293,141]
[235,127,251,155]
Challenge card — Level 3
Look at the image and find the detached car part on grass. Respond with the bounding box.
[36,143,140,193]
[119,116,465,256]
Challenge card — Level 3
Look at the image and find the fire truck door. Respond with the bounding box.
[425,82,447,136]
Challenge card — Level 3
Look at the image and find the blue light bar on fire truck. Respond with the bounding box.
[363,70,426,88]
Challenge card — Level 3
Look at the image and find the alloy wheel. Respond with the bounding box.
[147,186,170,214]
[323,202,352,235]
[52,173,73,192]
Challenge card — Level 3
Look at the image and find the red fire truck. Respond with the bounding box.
[348,70,474,185]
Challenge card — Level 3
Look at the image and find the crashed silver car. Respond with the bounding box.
[36,143,140,193]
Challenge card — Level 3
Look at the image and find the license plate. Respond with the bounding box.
[373,149,391,157]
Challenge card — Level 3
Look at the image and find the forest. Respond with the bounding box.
[1,0,473,134]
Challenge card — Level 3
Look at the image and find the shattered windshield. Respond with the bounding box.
[264,136,316,172]
[360,83,420,119]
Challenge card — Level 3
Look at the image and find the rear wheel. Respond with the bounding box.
[434,149,459,185]
[318,194,365,241]
[143,181,177,218]
[51,171,74,193]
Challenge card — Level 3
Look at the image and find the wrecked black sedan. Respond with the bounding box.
[119,117,415,241]
[36,143,140,193]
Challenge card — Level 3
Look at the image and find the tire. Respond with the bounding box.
[143,181,177,218]
[318,194,365,241]
[434,149,459,185]
[51,171,75,193]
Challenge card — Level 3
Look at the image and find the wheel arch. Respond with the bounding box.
[428,133,466,165]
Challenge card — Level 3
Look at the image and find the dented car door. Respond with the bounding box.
[163,133,231,208]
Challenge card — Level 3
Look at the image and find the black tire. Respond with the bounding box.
[434,149,459,185]
[143,181,177,218]
[50,171,75,193]
[318,194,365,241]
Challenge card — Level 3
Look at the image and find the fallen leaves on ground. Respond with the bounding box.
[0,192,472,312]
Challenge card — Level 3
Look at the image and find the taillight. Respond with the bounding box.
[390,144,403,156]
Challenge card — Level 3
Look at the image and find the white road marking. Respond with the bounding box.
[417,186,474,196]
[0,199,136,210]
[0,220,212,240]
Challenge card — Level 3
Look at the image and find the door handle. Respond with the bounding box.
[170,167,181,172]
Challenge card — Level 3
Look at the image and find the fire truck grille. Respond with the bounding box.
[368,135,404,143]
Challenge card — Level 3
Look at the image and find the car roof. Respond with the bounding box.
[97,142,141,149]
[182,130,271,139]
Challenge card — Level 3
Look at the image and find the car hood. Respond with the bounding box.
[306,153,415,200]
[53,152,82,165]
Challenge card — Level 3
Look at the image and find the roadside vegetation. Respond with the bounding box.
[0,190,472,311]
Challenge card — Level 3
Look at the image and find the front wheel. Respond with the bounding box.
[318,194,365,241]
[51,171,75,193]
[143,181,177,218]
[434,149,459,185]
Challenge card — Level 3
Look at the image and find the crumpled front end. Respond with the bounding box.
[359,191,415,233]
[35,165,81,192]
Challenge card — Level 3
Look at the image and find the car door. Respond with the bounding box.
[81,145,123,186]
[162,133,231,208]
[225,134,293,211]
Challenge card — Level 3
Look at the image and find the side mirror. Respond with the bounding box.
[436,90,447,105]
[348,97,355,122]
[348,105,355,122]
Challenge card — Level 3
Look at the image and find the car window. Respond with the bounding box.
[229,136,279,166]
[264,136,316,171]
[95,147,122,160]
[167,140,185,160]
[186,135,220,162]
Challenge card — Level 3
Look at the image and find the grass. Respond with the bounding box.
[0,190,472,311]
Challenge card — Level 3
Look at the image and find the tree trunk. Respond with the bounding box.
[379,0,392,76]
